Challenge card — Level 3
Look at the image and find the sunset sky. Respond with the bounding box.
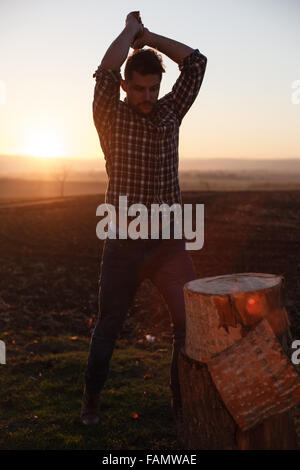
[1,0,300,165]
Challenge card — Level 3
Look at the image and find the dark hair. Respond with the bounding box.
[124,48,165,82]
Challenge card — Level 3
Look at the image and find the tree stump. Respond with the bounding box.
[178,273,300,450]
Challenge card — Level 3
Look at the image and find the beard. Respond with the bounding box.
[135,101,156,115]
[125,97,156,116]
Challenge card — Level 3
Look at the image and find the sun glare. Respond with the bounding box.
[24,130,65,158]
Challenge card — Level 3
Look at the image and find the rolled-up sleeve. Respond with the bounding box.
[92,66,121,135]
[170,49,207,123]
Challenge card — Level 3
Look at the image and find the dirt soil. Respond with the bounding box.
[0,191,299,343]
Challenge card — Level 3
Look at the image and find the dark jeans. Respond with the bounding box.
[84,231,196,408]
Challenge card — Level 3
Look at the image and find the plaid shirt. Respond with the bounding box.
[92,48,207,211]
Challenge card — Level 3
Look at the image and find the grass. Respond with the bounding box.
[0,332,179,450]
[2,332,299,451]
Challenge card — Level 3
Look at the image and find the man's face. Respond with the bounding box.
[121,71,161,116]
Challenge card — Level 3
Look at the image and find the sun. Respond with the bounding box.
[24,130,65,158]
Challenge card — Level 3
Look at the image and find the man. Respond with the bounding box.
[81,11,207,440]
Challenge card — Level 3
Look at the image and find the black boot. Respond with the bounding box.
[80,387,100,425]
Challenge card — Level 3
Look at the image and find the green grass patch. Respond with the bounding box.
[0,334,179,450]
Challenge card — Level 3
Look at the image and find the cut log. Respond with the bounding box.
[207,319,300,430]
[178,349,299,450]
[178,350,236,450]
[178,273,300,450]
[184,273,290,362]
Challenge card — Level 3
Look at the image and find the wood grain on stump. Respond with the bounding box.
[178,273,300,450]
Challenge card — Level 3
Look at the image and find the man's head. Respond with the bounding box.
[121,48,165,116]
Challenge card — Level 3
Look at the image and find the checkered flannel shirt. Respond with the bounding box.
[92,48,207,211]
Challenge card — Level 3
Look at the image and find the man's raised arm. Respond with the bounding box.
[131,28,207,123]
[100,12,144,70]
[131,28,196,65]
[93,12,143,135]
